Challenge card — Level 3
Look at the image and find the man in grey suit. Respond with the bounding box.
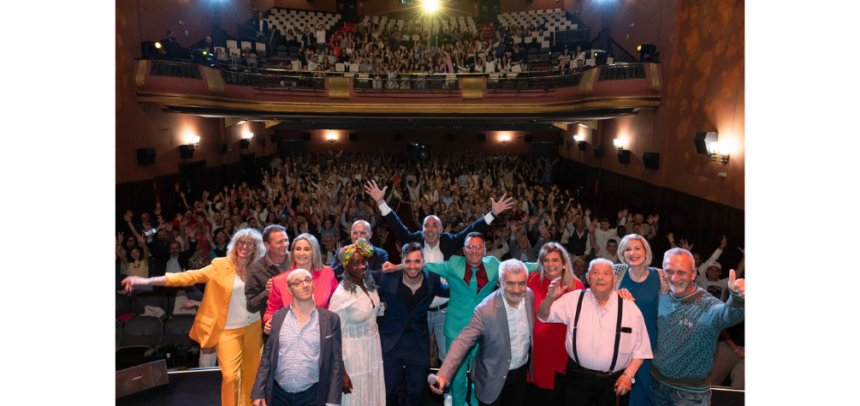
[430,259,534,406]
[508,221,549,263]
[251,269,343,406]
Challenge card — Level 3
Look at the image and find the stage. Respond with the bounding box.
[117,367,745,405]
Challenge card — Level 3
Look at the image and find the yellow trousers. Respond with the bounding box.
[216,321,263,406]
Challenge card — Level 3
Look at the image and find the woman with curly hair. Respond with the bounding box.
[122,228,267,406]
[329,238,385,405]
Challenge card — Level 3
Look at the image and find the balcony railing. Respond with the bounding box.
[487,72,583,90]
[221,70,326,90]
[150,60,202,79]
[353,75,460,91]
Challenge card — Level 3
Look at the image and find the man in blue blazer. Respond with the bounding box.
[251,269,342,406]
[431,259,535,406]
[378,242,450,406]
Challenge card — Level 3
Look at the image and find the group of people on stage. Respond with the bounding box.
[121,178,745,406]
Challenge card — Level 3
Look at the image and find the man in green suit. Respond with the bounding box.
[385,232,539,406]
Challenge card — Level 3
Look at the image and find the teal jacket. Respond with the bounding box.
[425,255,539,338]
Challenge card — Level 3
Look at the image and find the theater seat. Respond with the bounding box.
[121,316,165,347]
[116,320,123,348]
[117,292,132,317]
[132,292,168,317]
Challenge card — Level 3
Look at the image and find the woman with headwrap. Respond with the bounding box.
[328,238,386,405]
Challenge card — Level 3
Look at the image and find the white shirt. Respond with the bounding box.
[503,297,530,370]
[540,290,652,372]
[424,241,449,308]
[224,274,261,329]
[166,256,182,274]
[696,248,723,283]
[597,250,619,264]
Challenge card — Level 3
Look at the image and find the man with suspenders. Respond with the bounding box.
[537,258,652,406]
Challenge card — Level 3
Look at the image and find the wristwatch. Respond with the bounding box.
[623,373,635,384]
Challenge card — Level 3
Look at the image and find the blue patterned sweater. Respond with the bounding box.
[651,287,744,393]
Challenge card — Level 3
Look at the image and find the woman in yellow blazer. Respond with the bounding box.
[122,228,266,406]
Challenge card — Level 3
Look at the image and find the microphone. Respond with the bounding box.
[428,373,438,385]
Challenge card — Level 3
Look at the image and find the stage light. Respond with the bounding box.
[326,132,338,143]
[155,42,162,49]
[637,45,642,52]
[499,133,511,144]
[422,0,440,14]
[243,132,254,139]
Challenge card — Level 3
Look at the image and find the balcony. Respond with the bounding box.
[135,59,662,125]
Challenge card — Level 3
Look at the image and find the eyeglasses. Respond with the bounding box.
[237,241,257,248]
[464,245,485,251]
[289,278,314,287]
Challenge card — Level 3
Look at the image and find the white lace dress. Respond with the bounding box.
[328,284,385,406]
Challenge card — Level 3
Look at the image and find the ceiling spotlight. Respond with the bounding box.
[423,0,440,14]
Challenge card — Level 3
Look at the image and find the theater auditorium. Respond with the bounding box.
[115,1,745,405]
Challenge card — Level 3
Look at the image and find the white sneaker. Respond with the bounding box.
[443,393,452,406]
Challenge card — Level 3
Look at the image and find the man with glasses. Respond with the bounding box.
[246,225,291,342]
[536,259,652,406]
[384,232,539,406]
[251,269,343,406]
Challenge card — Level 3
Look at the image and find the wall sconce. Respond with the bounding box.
[613,138,624,152]
[185,134,200,148]
[499,133,511,144]
[710,142,730,164]
[326,132,338,143]
[243,132,254,139]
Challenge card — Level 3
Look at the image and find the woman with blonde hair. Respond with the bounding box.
[526,242,585,404]
[614,233,666,406]
[121,228,266,406]
[263,233,339,327]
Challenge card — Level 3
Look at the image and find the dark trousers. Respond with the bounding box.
[383,332,429,406]
[479,363,528,406]
[272,381,318,406]
[526,371,565,405]
[564,358,629,406]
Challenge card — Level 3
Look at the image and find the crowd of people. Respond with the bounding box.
[116,151,744,406]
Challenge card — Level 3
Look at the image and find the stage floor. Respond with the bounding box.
[117,367,744,406]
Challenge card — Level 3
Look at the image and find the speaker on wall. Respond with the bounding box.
[394,134,403,141]
[617,149,631,164]
[136,148,156,165]
[594,145,604,158]
[179,145,195,159]
[215,141,228,153]
[644,152,660,170]
[116,360,169,398]
[302,132,311,141]
[577,141,587,151]
[694,132,718,155]
[478,134,486,142]
[524,134,533,143]
[240,139,251,149]
[349,133,357,141]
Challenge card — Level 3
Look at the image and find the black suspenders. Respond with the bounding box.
[572,292,625,373]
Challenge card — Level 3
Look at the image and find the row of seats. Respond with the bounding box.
[117,292,200,370]
[361,15,477,32]
[266,8,341,32]
[498,8,573,26]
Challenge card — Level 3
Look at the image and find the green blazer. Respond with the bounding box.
[425,256,539,338]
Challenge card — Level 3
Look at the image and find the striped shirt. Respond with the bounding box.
[276,307,321,393]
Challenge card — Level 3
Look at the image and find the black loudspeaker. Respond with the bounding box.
[524,134,533,143]
[270,134,277,143]
[116,360,169,398]
[240,139,251,149]
[349,133,358,141]
[394,134,403,141]
[478,134,486,142]
[638,44,657,62]
[215,141,228,153]
[594,145,604,158]
[617,149,631,164]
[694,132,718,155]
[179,145,195,159]
[447,134,455,142]
[593,50,607,65]
[302,132,311,141]
[643,152,660,170]
[577,141,587,151]
[136,148,156,165]
[257,135,265,146]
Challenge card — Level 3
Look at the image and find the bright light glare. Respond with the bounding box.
[422,0,440,13]
[243,132,254,139]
